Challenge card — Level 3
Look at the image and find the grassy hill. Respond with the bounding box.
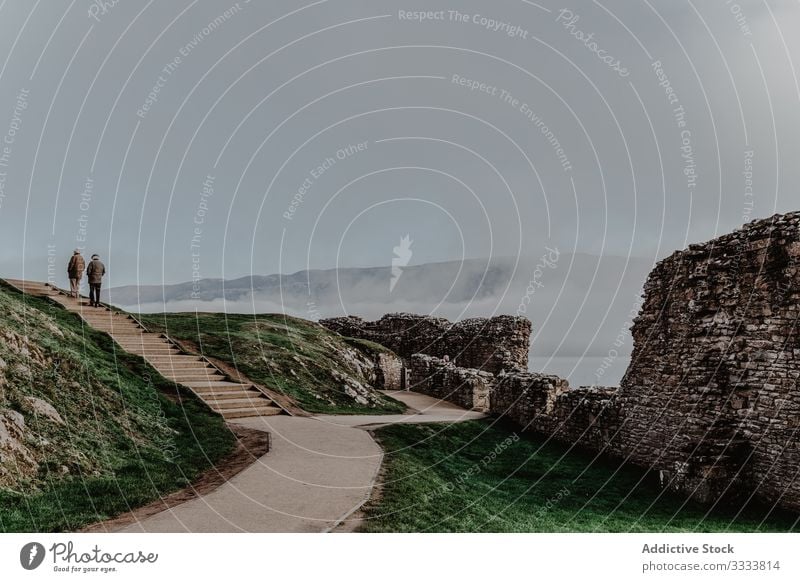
[137,313,405,415]
[0,282,235,532]
[361,421,798,532]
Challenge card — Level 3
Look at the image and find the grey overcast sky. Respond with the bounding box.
[0,0,798,288]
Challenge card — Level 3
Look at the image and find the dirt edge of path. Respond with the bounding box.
[332,429,387,533]
[81,424,270,532]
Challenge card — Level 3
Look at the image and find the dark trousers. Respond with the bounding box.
[89,283,101,306]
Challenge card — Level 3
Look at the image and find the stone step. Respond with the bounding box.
[190,383,255,394]
[163,366,222,374]
[91,327,146,334]
[11,284,52,293]
[146,355,205,362]
[220,405,283,419]
[155,370,218,379]
[197,389,265,401]
[103,331,150,337]
[126,350,183,357]
[147,362,208,370]
[207,397,273,410]
[90,324,146,330]
[81,314,129,319]
[165,374,228,383]
[119,343,178,349]
[114,349,178,358]
[82,314,136,320]
[149,363,213,371]
[116,340,173,347]
[79,313,133,319]
[121,344,178,350]
[183,381,250,389]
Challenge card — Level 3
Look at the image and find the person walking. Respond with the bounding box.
[66,249,85,298]
[86,254,106,307]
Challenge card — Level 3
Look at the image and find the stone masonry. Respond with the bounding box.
[321,313,531,374]
[375,352,405,391]
[491,373,620,452]
[410,354,493,411]
[612,212,800,507]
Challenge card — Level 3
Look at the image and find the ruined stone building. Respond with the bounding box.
[321,313,531,375]
[321,212,800,513]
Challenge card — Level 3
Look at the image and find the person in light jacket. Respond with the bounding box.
[66,249,85,298]
[86,254,106,307]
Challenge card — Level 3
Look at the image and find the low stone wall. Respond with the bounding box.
[490,372,567,426]
[409,354,493,411]
[411,358,622,453]
[489,373,621,452]
[541,387,621,452]
[321,313,531,374]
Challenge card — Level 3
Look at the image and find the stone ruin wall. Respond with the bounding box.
[320,313,531,375]
[613,212,800,508]
[490,373,621,453]
[409,356,622,453]
[375,352,404,391]
[409,354,493,411]
[321,213,800,513]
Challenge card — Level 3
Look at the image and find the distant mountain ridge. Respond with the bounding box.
[104,254,654,376]
[104,258,519,307]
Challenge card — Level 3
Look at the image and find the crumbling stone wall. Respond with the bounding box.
[492,374,620,452]
[411,357,623,453]
[490,372,568,428]
[612,212,800,508]
[375,352,404,391]
[410,354,493,411]
[321,313,531,374]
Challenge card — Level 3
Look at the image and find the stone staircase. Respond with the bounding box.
[3,279,286,420]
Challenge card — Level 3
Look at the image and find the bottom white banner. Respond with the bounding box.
[1,533,796,581]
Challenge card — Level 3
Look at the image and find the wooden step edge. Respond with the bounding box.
[220,407,284,419]
[207,398,275,410]
[199,391,265,401]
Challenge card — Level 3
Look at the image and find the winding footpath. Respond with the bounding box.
[118,391,485,533]
[3,279,485,532]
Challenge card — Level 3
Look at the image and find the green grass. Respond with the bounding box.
[360,420,798,532]
[0,283,236,532]
[138,312,406,415]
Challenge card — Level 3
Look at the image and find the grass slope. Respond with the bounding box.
[361,421,798,532]
[0,283,235,532]
[138,313,405,415]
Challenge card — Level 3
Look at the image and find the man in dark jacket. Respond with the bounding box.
[67,249,85,298]
[86,254,106,307]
